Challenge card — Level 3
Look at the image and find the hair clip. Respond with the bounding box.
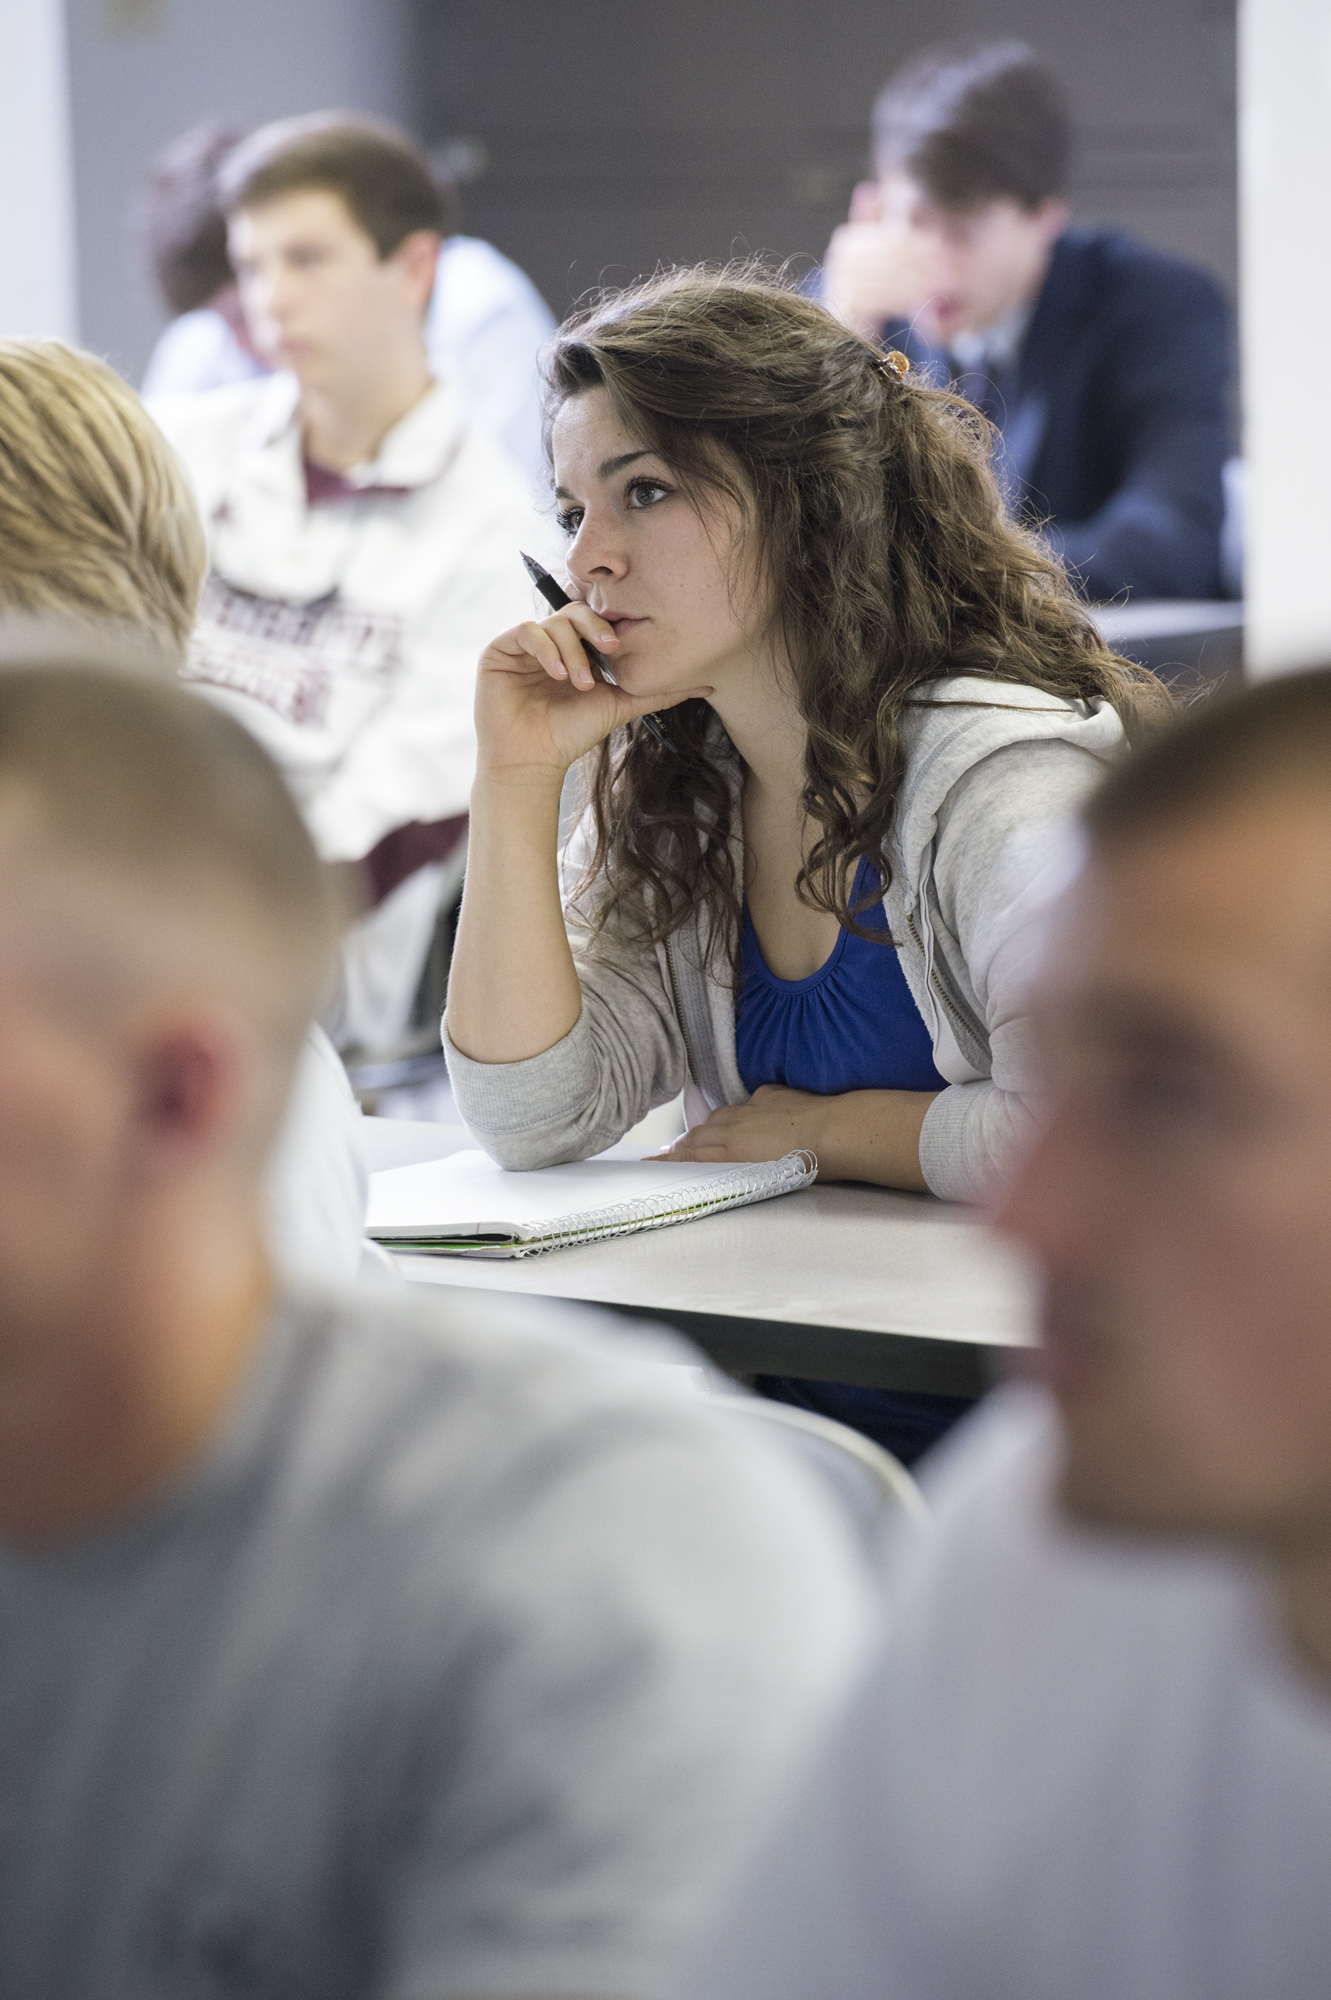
[873,350,911,383]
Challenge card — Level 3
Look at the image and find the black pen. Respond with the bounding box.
[520,552,675,750]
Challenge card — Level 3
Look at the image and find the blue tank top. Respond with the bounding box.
[735,857,946,1096]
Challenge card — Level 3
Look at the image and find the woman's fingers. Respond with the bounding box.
[537,601,619,690]
[492,611,618,690]
[650,1139,731,1162]
[559,597,619,652]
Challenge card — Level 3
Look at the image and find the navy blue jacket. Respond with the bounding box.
[881,228,1234,601]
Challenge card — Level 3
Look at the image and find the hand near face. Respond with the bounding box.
[822,181,939,341]
[474,601,708,787]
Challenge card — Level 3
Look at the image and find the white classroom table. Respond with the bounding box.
[363,1118,1038,1394]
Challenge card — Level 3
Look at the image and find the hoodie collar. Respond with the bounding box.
[239,370,469,493]
[891,676,1125,909]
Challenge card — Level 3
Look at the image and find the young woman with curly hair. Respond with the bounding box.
[444,263,1167,1459]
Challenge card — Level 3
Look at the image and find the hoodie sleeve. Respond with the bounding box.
[917,737,1104,1201]
[443,813,690,1168]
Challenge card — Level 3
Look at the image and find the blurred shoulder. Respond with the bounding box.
[146,374,294,461]
[1056,226,1231,318]
[283,1280,864,1544]
[436,235,555,323]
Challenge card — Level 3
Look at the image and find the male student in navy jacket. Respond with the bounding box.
[822,40,1233,602]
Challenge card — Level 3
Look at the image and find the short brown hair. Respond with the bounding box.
[0,341,205,655]
[1085,669,1331,850]
[872,40,1073,211]
[0,658,338,1058]
[137,119,248,316]
[218,112,455,258]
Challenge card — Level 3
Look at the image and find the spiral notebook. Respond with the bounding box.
[366,1147,818,1259]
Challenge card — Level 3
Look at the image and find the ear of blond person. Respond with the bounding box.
[0,339,205,657]
[0,662,338,1546]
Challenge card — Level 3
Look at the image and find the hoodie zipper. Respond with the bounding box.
[904,907,980,1052]
[664,933,688,1052]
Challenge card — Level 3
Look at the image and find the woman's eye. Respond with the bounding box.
[626,478,670,510]
[555,507,584,535]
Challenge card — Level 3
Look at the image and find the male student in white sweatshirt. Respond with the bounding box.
[139,119,557,486]
[151,112,551,1053]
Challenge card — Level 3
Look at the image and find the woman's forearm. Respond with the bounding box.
[808,1088,940,1192]
[445,774,584,1063]
[660,1083,941,1193]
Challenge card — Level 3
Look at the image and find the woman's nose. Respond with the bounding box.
[567,516,628,585]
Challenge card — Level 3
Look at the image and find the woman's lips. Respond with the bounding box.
[604,615,646,638]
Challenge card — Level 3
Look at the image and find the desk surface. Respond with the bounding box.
[1090,598,1242,644]
[364,1119,1037,1394]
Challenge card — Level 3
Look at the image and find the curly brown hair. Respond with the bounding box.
[548,262,1169,966]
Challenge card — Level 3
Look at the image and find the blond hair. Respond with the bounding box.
[0,341,205,654]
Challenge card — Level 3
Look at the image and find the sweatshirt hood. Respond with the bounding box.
[892,676,1125,910]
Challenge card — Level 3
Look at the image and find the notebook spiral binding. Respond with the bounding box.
[506,1149,818,1258]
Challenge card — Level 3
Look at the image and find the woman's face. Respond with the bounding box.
[550,386,769,700]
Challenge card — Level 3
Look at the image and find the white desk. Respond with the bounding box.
[363,1120,1037,1394]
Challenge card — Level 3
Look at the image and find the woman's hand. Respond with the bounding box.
[654,1083,942,1193]
[475,599,710,787]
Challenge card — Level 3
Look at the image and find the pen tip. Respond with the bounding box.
[520,551,544,583]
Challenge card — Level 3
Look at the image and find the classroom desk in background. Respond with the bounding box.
[1090,600,1242,686]
[363,1119,1036,1396]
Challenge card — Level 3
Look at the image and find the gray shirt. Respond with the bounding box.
[0,1285,871,2000]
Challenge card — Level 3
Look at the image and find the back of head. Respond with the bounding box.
[138,119,249,316]
[218,111,456,256]
[0,658,337,1104]
[872,40,1073,210]
[1085,669,1331,852]
[0,341,205,656]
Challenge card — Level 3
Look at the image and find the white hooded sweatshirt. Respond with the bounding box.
[151,371,548,865]
[444,681,1124,1201]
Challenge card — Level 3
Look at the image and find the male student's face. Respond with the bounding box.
[875,170,1066,347]
[998,789,1331,1550]
[228,190,435,391]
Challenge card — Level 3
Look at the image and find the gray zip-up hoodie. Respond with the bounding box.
[445,679,1124,1200]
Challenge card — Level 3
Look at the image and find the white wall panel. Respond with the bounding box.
[65,0,414,379]
[1241,0,1331,674]
[0,0,77,340]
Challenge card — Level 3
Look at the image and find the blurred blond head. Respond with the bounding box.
[0,340,205,656]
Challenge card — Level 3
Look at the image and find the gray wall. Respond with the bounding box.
[66,0,1236,379]
[421,0,1237,320]
[66,0,414,378]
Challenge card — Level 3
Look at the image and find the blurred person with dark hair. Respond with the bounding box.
[150,113,553,1053]
[140,116,556,483]
[0,334,370,1282]
[821,40,1233,602]
[0,659,873,2000]
[678,670,1331,2000]
[137,120,263,394]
